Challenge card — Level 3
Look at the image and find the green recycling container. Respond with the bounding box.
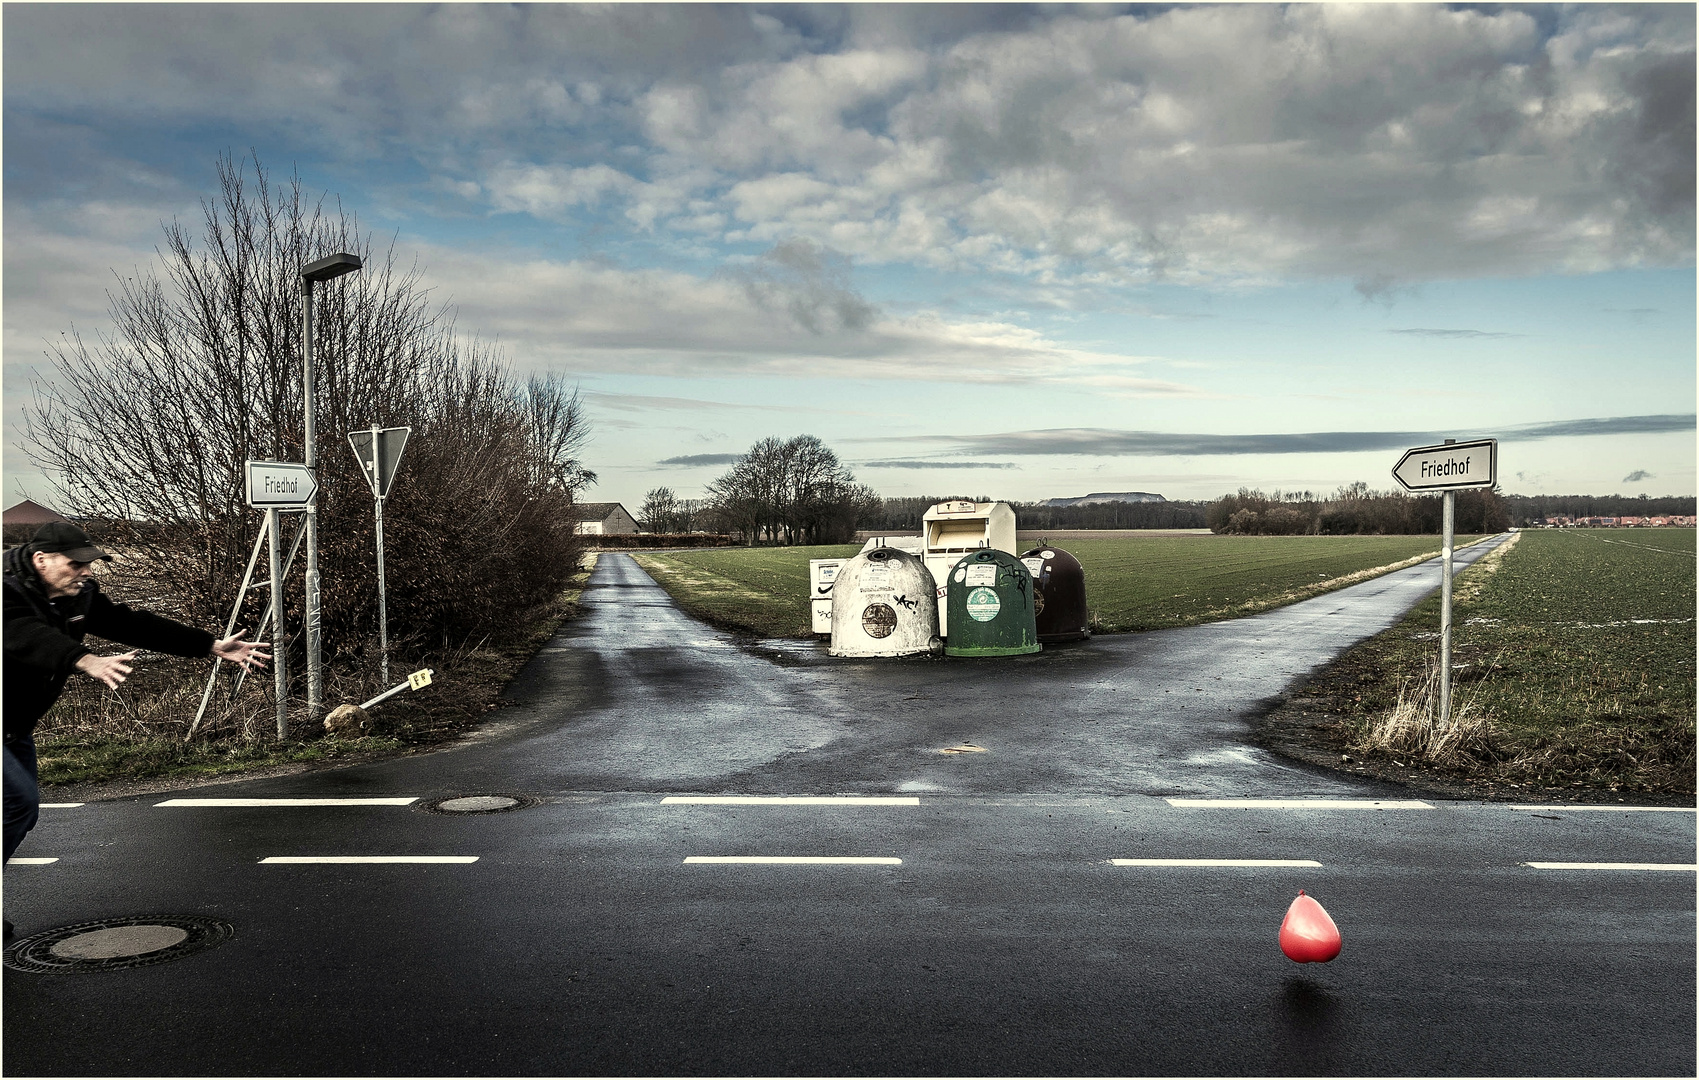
[943,549,1040,657]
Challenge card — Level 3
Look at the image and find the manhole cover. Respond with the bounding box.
[4,915,233,974]
[417,793,536,815]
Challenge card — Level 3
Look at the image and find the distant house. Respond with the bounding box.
[569,502,640,535]
[4,499,76,544]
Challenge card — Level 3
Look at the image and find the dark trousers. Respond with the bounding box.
[4,738,41,864]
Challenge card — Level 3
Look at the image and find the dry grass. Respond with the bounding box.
[34,563,595,788]
[1351,660,1511,767]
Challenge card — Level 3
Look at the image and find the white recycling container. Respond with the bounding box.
[920,501,1018,636]
[828,546,940,657]
[808,558,846,635]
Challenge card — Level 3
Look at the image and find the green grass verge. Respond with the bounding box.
[631,534,1487,639]
[1305,529,1695,795]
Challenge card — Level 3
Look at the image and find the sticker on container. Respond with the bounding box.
[861,603,898,639]
[965,587,1001,622]
[965,564,998,587]
[818,565,839,582]
[1041,550,1055,559]
[1021,557,1044,576]
[953,568,965,582]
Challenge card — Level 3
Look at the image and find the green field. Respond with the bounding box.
[630,534,1487,639]
[1313,528,1695,795]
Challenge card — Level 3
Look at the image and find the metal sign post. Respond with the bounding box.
[246,460,318,737]
[266,508,289,738]
[348,425,410,683]
[1392,437,1498,726]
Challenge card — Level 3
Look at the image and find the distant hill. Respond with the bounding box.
[1044,491,1166,508]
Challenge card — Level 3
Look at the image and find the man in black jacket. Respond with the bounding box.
[3,522,270,884]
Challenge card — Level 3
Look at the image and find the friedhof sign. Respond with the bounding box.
[1391,438,1497,492]
[245,461,318,508]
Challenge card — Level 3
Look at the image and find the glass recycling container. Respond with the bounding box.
[829,546,940,657]
[1020,545,1089,642]
[943,549,1040,657]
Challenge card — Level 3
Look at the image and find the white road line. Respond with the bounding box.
[1511,805,1697,813]
[1110,858,1323,867]
[1523,862,1698,871]
[1166,798,1434,809]
[157,798,420,807]
[683,856,902,865]
[259,856,478,864]
[39,803,84,808]
[661,796,920,805]
[7,857,59,865]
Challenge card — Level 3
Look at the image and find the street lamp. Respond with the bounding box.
[301,252,362,723]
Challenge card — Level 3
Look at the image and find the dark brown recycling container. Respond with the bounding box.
[1019,545,1089,642]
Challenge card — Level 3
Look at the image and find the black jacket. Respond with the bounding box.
[4,546,215,744]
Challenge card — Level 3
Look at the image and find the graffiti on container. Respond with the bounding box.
[891,593,919,613]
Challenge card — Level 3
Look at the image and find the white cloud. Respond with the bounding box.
[408,238,1200,395]
[5,5,1688,289]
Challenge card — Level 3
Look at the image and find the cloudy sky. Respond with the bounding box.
[5,3,1694,511]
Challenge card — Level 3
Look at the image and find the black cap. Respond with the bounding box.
[29,522,112,562]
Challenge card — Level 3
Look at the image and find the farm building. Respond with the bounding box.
[570,502,640,535]
[3,499,75,544]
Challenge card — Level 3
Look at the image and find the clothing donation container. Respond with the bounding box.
[943,549,1040,657]
[808,558,847,635]
[1020,545,1090,642]
[829,546,940,657]
[921,501,1018,636]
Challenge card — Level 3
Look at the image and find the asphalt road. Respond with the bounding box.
[5,540,1694,1076]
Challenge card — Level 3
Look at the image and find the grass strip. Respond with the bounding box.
[1261,529,1696,799]
[35,559,598,791]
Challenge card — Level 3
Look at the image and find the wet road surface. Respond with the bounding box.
[5,540,1694,1076]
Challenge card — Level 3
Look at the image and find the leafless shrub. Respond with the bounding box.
[21,153,590,730]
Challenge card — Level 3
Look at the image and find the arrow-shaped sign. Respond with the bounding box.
[245,460,318,508]
[1391,439,1497,492]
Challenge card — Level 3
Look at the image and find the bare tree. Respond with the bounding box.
[703,434,875,545]
[23,152,592,696]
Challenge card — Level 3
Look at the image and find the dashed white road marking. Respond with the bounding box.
[7,857,59,865]
[1166,798,1433,809]
[1511,805,1697,813]
[260,856,478,864]
[662,796,920,805]
[1523,862,1698,872]
[684,856,902,865]
[1110,858,1323,867]
[39,803,84,808]
[157,798,419,807]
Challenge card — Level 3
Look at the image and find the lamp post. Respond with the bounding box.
[301,252,362,723]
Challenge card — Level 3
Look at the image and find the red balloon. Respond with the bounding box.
[1280,889,1342,963]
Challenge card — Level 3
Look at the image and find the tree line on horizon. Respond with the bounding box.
[640,440,1695,543]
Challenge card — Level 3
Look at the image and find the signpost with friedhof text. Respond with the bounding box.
[245,460,318,737]
[1392,438,1498,726]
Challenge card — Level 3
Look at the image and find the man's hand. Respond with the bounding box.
[213,631,271,673]
[75,650,138,689]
